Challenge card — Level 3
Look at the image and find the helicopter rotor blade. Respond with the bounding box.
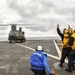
[0,24,40,27]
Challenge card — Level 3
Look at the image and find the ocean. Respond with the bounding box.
[0,36,60,41]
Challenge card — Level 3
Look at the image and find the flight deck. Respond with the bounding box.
[0,40,75,75]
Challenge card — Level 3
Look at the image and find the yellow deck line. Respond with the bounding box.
[53,40,61,58]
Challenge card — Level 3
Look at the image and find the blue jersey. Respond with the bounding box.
[30,51,51,74]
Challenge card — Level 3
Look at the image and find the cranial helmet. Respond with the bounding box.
[68,28,74,35]
[63,28,68,34]
[36,45,43,51]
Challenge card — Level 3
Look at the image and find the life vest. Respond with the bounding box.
[30,51,45,70]
[71,33,75,50]
[62,33,70,48]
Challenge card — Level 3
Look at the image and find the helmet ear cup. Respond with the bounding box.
[63,28,67,34]
[36,46,39,51]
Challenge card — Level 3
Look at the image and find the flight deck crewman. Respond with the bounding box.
[57,24,72,67]
[30,45,55,75]
[65,30,75,73]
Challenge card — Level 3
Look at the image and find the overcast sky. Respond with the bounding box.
[0,0,75,38]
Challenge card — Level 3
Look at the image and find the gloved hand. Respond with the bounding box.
[49,68,55,75]
[51,69,55,75]
[57,24,59,28]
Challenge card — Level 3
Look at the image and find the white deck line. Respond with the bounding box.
[15,43,60,60]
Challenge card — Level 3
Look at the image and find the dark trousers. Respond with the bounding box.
[68,50,75,68]
[60,47,72,64]
[32,69,47,75]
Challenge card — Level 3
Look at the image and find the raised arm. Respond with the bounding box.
[57,24,63,38]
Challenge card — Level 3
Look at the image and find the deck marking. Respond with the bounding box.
[53,40,68,63]
[53,40,61,58]
[15,43,60,60]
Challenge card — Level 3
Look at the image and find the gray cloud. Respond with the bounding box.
[7,0,55,29]
[0,0,75,35]
[7,0,55,17]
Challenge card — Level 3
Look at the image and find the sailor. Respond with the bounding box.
[30,45,55,75]
[65,30,75,72]
[57,24,72,67]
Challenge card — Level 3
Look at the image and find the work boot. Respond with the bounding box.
[59,63,63,67]
[65,68,72,73]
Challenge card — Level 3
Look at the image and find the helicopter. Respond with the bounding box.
[8,24,26,43]
[0,23,40,42]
